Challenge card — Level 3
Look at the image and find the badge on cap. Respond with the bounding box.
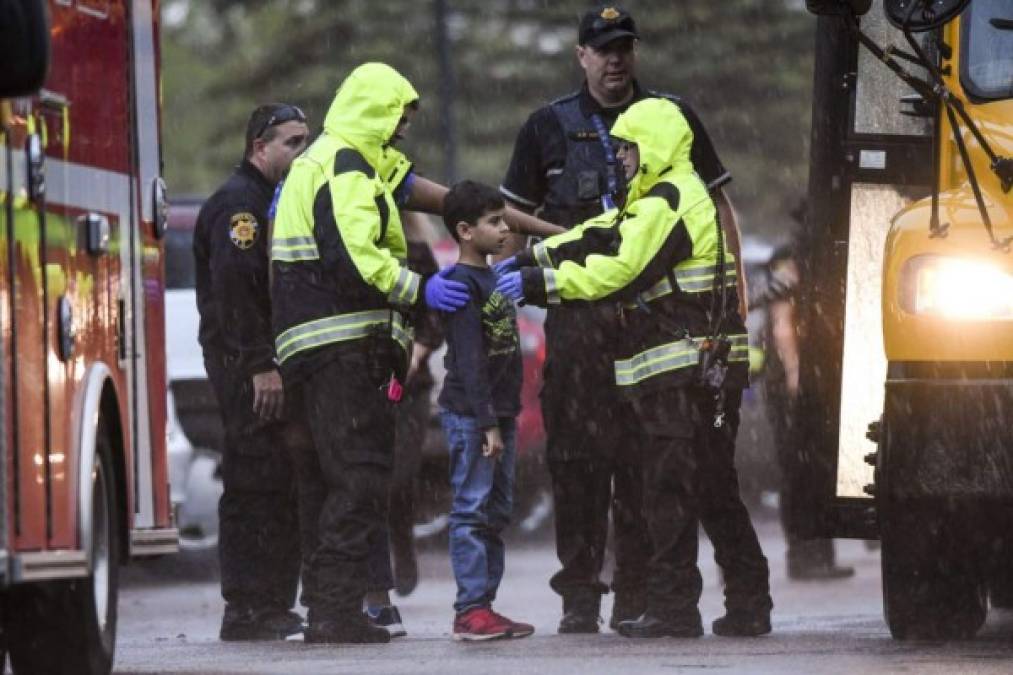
[230,212,259,250]
[600,7,620,20]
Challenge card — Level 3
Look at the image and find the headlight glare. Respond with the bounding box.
[901,255,1013,320]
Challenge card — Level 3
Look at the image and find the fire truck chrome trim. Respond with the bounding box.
[12,550,89,582]
[129,528,180,557]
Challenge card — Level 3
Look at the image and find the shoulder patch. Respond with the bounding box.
[229,212,259,250]
[334,148,375,179]
[645,183,681,212]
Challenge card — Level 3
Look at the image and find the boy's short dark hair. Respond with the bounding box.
[442,180,505,242]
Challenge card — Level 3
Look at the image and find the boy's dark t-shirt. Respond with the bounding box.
[438,263,522,429]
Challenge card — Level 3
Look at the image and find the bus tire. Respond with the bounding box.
[880,498,986,640]
[8,431,119,674]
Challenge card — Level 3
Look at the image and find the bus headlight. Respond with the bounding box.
[901,255,1013,320]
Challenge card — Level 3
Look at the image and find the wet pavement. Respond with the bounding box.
[114,517,1013,674]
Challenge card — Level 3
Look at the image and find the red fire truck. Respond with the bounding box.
[1,1,177,672]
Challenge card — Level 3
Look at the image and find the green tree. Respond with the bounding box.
[161,0,814,236]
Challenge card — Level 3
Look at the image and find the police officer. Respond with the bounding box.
[194,103,310,641]
[498,5,747,633]
[270,62,469,644]
[497,97,773,638]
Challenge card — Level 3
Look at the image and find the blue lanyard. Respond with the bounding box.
[590,113,619,211]
[268,180,284,220]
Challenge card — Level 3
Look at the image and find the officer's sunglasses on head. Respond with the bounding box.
[254,105,307,140]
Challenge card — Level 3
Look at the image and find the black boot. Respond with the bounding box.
[617,611,703,639]
[220,605,305,641]
[608,591,646,631]
[304,613,391,644]
[558,590,601,634]
[712,611,771,637]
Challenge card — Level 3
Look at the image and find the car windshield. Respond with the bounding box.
[961,0,1013,100]
[165,228,196,290]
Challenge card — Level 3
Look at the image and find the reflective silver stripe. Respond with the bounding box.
[391,313,413,351]
[533,243,553,268]
[272,247,320,262]
[614,334,749,387]
[272,235,319,261]
[544,268,561,304]
[275,235,317,248]
[276,310,392,363]
[387,267,420,306]
[405,271,421,305]
[273,235,318,254]
[628,262,738,306]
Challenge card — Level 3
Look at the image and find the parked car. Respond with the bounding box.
[164,197,223,549]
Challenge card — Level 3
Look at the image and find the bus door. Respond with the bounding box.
[800,0,936,538]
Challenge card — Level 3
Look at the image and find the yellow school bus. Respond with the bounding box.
[801,0,1011,639]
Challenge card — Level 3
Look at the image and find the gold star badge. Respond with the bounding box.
[601,7,620,20]
[229,212,259,250]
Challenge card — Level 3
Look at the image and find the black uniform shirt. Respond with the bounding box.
[194,159,277,378]
[500,80,730,214]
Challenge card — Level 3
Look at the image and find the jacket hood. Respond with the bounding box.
[323,63,419,167]
[610,98,694,202]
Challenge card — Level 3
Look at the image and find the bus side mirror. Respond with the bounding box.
[805,0,872,17]
[0,0,51,97]
[884,0,970,32]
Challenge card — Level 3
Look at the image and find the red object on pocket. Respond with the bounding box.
[387,376,404,402]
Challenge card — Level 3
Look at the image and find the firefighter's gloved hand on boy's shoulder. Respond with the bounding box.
[424,266,470,311]
[495,271,524,303]
[492,255,520,276]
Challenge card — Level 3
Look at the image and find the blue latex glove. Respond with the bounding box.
[495,270,524,303]
[492,255,520,276]
[424,266,470,311]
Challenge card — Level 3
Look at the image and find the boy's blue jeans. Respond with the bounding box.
[440,410,517,614]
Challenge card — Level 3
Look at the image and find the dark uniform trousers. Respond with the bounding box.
[286,345,396,621]
[543,304,651,607]
[633,386,772,619]
[205,355,302,613]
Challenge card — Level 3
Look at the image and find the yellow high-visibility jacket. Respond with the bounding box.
[271,63,421,372]
[517,98,749,395]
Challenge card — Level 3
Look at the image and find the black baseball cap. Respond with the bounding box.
[578,6,638,48]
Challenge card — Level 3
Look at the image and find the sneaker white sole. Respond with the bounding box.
[384,623,407,638]
[452,631,507,641]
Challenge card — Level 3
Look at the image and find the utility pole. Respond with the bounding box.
[435,0,458,184]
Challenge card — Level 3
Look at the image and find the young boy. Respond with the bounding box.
[438,180,534,641]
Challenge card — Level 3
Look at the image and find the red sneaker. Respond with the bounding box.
[490,609,534,639]
[453,606,534,641]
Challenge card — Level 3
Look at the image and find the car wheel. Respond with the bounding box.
[880,497,986,640]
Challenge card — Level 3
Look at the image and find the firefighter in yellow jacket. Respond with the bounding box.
[271,63,469,644]
[496,97,773,638]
